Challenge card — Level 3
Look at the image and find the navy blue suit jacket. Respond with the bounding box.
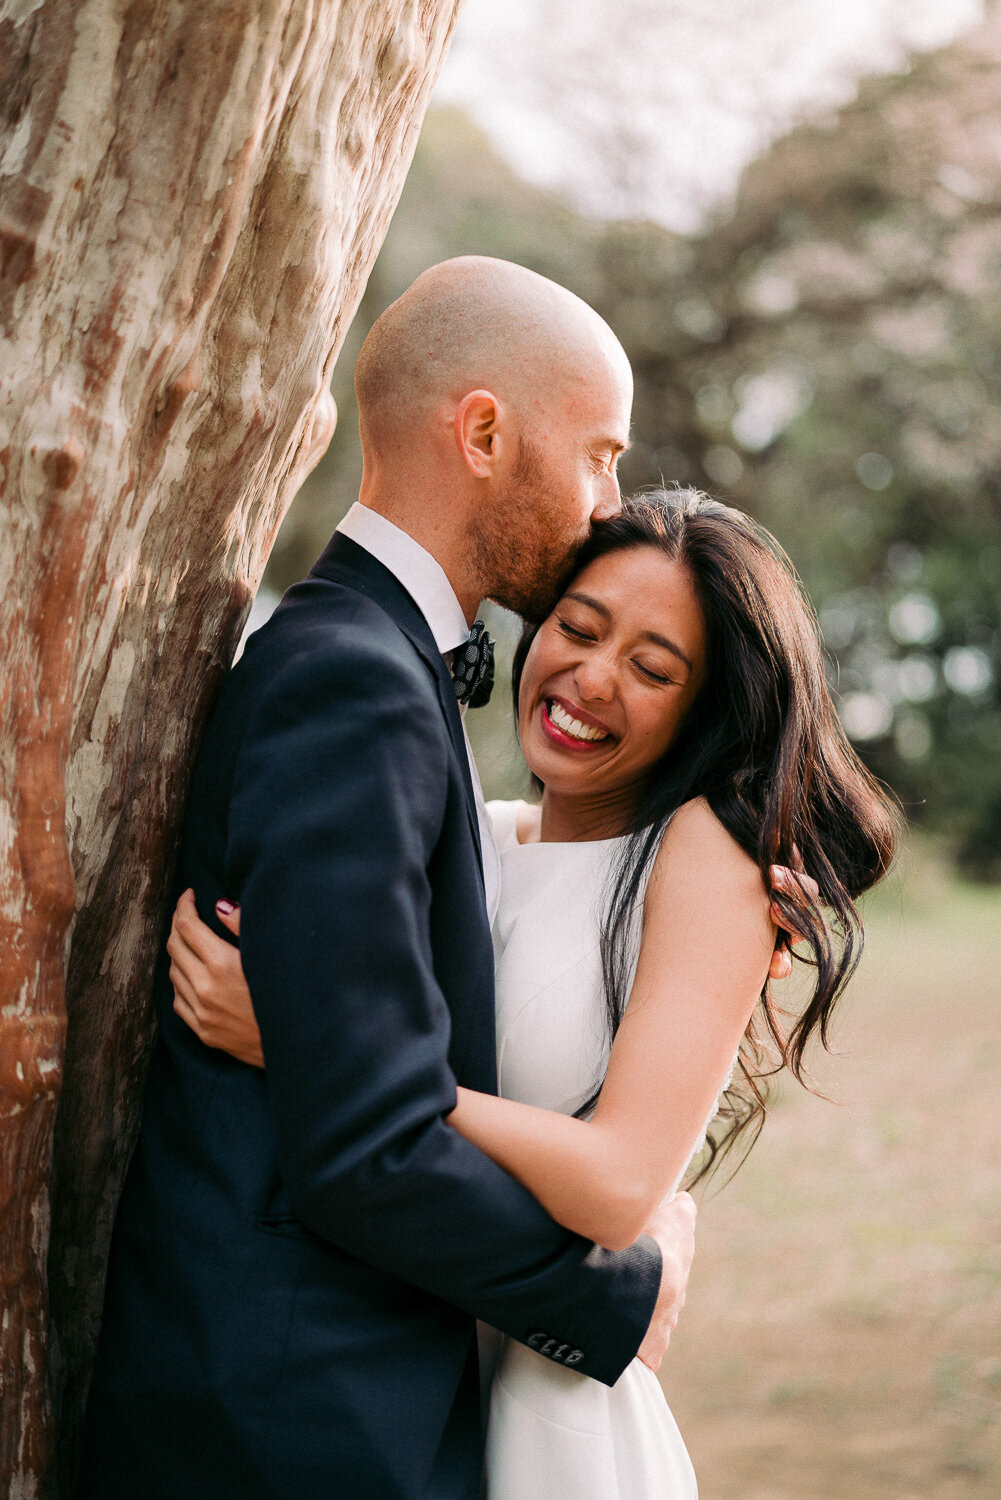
[79,535,661,1499]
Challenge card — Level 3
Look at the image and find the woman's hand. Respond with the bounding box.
[636,1191,698,1373]
[167,890,265,1068]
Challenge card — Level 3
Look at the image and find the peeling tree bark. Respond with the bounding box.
[0,2,464,1491]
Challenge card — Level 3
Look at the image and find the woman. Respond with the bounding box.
[168,488,899,1496]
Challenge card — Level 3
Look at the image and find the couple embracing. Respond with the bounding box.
[79,257,897,1498]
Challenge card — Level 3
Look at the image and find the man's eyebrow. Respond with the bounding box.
[563,590,694,673]
[597,436,629,455]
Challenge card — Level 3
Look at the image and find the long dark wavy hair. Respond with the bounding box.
[511,488,900,1183]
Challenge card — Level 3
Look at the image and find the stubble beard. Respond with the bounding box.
[470,436,589,622]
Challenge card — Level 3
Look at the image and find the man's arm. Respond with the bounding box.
[225,637,663,1387]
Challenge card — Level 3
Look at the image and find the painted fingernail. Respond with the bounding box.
[216,899,237,915]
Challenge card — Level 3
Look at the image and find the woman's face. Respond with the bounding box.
[518,545,707,808]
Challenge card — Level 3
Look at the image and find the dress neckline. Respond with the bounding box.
[494,797,630,851]
[510,831,627,850]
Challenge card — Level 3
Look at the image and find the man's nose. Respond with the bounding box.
[592,477,623,523]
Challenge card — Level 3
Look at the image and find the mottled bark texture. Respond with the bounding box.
[0,2,463,1491]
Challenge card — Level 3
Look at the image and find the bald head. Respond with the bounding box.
[354,256,630,451]
[352,259,633,621]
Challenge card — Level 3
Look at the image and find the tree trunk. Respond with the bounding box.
[0,2,463,1491]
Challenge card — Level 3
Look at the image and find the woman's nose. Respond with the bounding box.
[573,655,614,702]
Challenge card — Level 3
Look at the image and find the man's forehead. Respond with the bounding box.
[558,372,632,438]
[561,354,630,408]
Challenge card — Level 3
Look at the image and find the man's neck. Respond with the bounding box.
[356,490,483,625]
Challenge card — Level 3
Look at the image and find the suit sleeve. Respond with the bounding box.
[227,638,661,1386]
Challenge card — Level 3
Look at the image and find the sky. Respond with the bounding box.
[435,0,987,231]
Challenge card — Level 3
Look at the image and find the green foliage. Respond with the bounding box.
[266,33,1001,876]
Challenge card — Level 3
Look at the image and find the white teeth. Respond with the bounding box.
[547,701,609,742]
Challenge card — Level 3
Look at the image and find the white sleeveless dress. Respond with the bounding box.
[480,801,700,1500]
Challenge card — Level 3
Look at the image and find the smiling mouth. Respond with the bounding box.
[543,698,611,745]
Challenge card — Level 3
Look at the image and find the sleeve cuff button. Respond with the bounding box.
[526,1330,584,1365]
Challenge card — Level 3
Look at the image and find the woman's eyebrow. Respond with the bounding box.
[641,630,693,673]
[563,589,611,617]
[562,591,694,673]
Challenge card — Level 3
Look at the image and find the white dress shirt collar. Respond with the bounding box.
[335,501,503,925]
[335,502,471,659]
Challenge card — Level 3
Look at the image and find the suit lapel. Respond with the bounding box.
[309,534,484,876]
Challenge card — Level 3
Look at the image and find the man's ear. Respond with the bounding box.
[454,389,501,478]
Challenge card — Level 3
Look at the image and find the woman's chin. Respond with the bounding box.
[522,740,611,798]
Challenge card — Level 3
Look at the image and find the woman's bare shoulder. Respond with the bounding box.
[651,797,766,904]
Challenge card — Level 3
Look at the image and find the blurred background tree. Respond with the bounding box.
[258,0,1001,879]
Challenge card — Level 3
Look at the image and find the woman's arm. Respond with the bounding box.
[172,796,777,1249]
[447,798,775,1250]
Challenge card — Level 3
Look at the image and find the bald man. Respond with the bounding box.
[79,259,693,1499]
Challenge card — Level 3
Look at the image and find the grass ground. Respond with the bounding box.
[659,842,1001,1497]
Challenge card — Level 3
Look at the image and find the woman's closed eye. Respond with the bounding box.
[634,660,677,686]
[557,618,596,642]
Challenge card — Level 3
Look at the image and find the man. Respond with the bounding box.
[78,257,697,1498]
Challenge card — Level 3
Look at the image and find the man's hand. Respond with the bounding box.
[767,852,821,981]
[636,1191,697,1372]
[167,890,265,1068]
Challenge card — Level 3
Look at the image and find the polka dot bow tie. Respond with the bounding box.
[451,621,495,709]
